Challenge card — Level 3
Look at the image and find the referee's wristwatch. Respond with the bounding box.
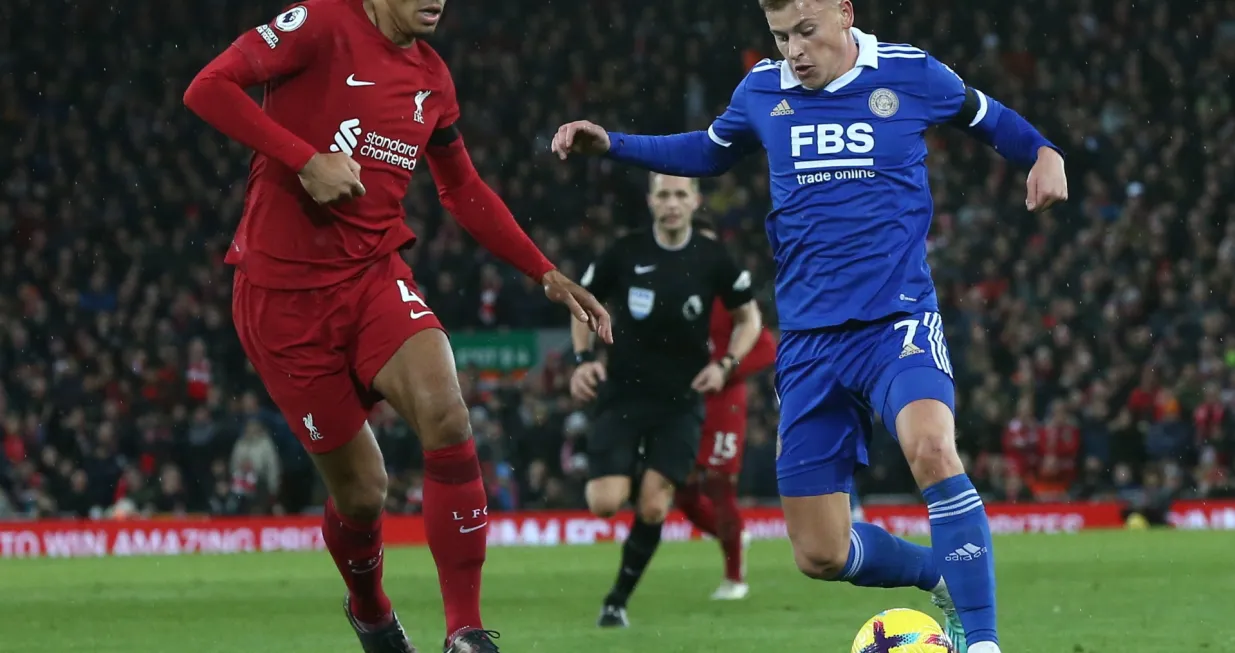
[574,350,597,365]
[719,353,739,379]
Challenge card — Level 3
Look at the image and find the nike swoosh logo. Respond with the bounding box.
[409,309,434,319]
[634,265,656,274]
[459,522,487,534]
[346,74,375,87]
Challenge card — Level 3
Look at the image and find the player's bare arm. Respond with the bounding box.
[544,270,612,342]
[691,300,762,394]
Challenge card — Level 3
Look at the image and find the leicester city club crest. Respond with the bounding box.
[869,88,899,118]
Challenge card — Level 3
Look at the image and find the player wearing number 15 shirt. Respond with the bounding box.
[552,2,1068,652]
[671,216,777,602]
[183,1,609,652]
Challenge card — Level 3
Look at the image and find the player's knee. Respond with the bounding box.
[636,496,670,525]
[418,398,472,451]
[903,432,964,486]
[586,480,627,517]
[897,400,964,486]
[587,495,622,518]
[636,473,673,524]
[331,470,389,522]
[793,540,850,581]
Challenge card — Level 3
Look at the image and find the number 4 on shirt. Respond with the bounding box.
[397,280,434,319]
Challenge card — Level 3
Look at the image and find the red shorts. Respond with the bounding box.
[696,391,748,476]
[232,253,444,453]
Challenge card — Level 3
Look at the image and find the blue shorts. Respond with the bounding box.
[775,311,956,497]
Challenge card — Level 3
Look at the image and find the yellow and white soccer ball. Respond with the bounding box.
[851,608,956,653]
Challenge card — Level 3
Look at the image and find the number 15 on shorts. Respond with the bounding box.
[397,279,434,320]
[708,431,739,465]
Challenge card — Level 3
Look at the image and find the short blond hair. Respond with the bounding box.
[759,0,837,10]
[648,172,700,192]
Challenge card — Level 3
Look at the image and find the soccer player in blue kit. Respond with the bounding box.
[551,1,1068,651]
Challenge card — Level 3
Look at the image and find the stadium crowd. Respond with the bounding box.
[2,0,1234,519]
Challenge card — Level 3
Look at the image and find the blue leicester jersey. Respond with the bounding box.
[707,28,985,331]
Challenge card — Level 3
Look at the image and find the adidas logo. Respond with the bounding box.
[770,99,794,116]
[899,343,925,359]
[945,543,987,562]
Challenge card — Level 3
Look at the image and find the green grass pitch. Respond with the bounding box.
[1,530,1231,652]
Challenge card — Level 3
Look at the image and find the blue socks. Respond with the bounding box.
[922,474,998,646]
[839,522,940,591]
[819,476,998,647]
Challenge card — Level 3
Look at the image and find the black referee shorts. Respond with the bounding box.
[587,399,703,487]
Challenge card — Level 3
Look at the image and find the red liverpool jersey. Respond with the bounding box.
[223,0,459,289]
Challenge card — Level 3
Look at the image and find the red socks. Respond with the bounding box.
[322,439,487,637]
[676,478,745,582]
[675,482,719,537]
[705,476,746,583]
[323,498,392,625]
[422,439,488,635]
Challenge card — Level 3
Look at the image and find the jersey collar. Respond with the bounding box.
[654,227,692,251]
[780,26,879,92]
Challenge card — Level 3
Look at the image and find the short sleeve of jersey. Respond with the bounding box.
[580,243,623,304]
[712,246,754,310]
[707,75,759,151]
[232,3,328,82]
[922,55,969,125]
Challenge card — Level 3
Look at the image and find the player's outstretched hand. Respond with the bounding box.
[570,361,607,402]
[543,270,614,344]
[1026,147,1068,213]
[690,362,727,395]
[550,121,611,160]
[298,152,367,204]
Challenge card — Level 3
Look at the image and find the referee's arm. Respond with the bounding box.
[573,254,616,359]
[570,254,616,401]
[715,261,762,379]
[720,300,762,377]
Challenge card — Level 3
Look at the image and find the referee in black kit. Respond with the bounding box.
[569,173,763,627]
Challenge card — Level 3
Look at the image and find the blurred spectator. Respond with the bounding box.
[1145,394,1190,463]
[230,420,282,515]
[149,465,189,516]
[0,488,14,519]
[1032,402,1080,500]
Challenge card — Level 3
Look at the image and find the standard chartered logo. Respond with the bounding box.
[330,119,363,155]
[328,118,420,171]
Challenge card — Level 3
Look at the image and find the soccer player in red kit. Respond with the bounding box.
[672,217,776,601]
[182,1,611,652]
